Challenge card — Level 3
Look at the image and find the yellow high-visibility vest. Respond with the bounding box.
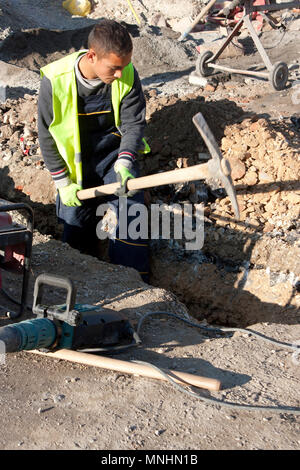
[41,50,150,185]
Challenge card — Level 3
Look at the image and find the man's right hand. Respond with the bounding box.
[59,183,82,207]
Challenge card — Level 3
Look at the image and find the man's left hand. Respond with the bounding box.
[114,157,138,197]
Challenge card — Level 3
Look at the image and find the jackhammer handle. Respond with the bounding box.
[33,273,77,315]
[77,164,211,201]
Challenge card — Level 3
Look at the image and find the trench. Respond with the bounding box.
[0,28,299,330]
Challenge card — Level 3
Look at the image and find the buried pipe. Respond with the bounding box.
[27,348,221,392]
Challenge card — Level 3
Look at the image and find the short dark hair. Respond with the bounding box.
[88,20,133,58]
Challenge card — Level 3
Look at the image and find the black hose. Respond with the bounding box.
[137,311,300,351]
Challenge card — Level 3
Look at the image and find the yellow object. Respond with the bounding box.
[126,0,141,25]
[62,0,91,17]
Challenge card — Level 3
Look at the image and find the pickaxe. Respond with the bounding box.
[77,112,240,220]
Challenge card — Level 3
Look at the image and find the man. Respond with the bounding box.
[38,19,150,281]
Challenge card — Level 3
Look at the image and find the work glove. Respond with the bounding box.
[114,155,138,197]
[59,183,82,207]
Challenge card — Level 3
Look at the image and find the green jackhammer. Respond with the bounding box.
[0,273,139,354]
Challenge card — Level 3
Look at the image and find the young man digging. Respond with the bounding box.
[38,19,150,282]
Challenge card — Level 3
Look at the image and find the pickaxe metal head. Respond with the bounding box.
[192,112,240,220]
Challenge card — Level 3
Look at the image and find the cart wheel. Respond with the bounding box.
[196,50,214,77]
[270,62,288,91]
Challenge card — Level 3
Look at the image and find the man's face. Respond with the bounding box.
[88,49,132,83]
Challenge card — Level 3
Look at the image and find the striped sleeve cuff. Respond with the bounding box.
[50,167,72,189]
[117,151,136,163]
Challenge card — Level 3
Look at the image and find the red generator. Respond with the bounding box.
[0,200,33,318]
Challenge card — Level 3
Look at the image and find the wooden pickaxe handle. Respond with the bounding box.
[77,113,240,220]
[28,349,221,391]
[77,163,211,200]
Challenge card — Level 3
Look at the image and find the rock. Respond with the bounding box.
[8,130,20,147]
[221,137,234,151]
[1,125,13,139]
[248,218,261,228]
[263,222,275,233]
[23,126,34,138]
[53,394,65,403]
[149,13,169,28]
[231,143,249,155]
[249,121,260,132]
[147,88,158,98]
[258,171,272,183]
[188,71,208,87]
[204,84,216,92]
[243,171,258,186]
[3,149,12,160]
[230,159,246,180]
[284,192,300,205]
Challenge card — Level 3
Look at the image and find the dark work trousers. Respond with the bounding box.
[56,90,149,282]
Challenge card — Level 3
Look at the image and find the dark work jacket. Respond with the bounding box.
[38,64,146,188]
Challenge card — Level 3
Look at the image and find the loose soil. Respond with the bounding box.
[0,0,299,451]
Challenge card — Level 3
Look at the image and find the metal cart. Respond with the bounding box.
[196,0,300,90]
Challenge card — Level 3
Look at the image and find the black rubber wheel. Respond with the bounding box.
[270,62,289,91]
[196,50,214,77]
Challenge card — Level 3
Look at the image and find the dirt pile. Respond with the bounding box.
[220,117,300,226]
[146,100,299,326]
[0,95,57,235]
[143,91,299,241]
[0,23,196,80]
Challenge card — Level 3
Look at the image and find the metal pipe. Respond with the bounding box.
[209,62,269,78]
[208,17,244,63]
[243,14,273,72]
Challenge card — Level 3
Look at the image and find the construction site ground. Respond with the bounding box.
[0,0,299,451]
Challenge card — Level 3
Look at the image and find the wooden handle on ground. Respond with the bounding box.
[77,163,210,201]
[28,349,221,391]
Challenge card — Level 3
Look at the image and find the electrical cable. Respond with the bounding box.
[137,311,300,351]
[134,310,300,415]
[133,359,300,415]
[2,287,299,413]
